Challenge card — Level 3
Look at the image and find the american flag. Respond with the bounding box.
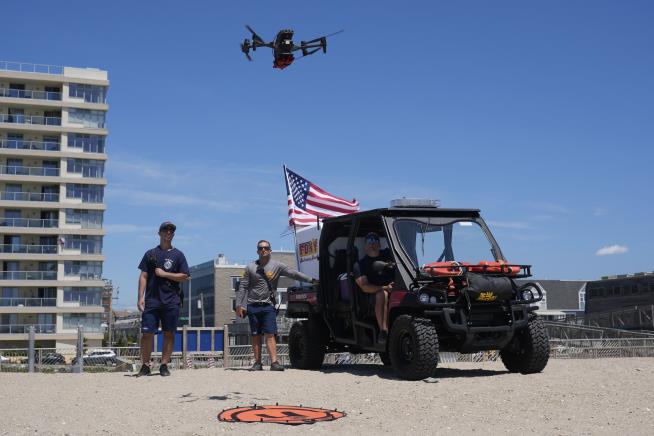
[284,166,359,226]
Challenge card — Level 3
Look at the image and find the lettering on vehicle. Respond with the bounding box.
[477,291,497,302]
[298,238,319,263]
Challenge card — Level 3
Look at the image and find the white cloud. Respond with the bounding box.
[595,245,628,256]
[487,220,531,230]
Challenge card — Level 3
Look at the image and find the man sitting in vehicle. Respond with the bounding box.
[354,232,394,343]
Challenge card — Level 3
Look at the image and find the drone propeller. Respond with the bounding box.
[240,39,252,61]
[245,24,265,46]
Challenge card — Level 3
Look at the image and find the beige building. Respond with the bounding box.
[181,251,298,328]
[0,61,108,349]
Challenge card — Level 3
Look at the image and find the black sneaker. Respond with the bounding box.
[159,364,171,377]
[249,361,263,371]
[270,361,285,371]
[135,364,151,377]
[378,330,388,343]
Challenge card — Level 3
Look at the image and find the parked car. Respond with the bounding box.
[0,354,9,363]
[36,352,66,365]
[72,349,117,366]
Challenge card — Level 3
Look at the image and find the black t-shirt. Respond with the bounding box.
[138,246,190,307]
[354,249,394,286]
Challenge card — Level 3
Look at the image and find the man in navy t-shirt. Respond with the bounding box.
[135,221,189,377]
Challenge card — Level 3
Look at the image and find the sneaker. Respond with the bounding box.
[159,364,171,377]
[135,364,151,377]
[270,361,285,371]
[378,330,388,343]
[249,361,263,371]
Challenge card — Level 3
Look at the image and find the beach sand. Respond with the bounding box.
[1,358,653,435]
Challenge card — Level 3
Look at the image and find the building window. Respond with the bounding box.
[230,276,241,291]
[64,287,103,305]
[66,184,104,203]
[63,313,103,331]
[63,235,103,254]
[69,83,107,103]
[68,134,105,153]
[65,209,103,228]
[64,261,102,280]
[67,159,105,178]
[68,109,106,128]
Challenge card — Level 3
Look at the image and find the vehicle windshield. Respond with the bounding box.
[393,218,497,268]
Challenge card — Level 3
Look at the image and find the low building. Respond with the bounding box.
[516,279,587,321]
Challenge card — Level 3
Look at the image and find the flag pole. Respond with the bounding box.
[283,165,302,273]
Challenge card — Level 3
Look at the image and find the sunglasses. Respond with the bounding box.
[366,237,380,244]
[257,246,271,251]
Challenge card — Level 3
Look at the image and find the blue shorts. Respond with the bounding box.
[141,305,179,333]
[247,303,277,335]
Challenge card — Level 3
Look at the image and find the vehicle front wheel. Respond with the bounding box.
[388,315,439,380]
[288,320,325,370]
[500,315,549,374]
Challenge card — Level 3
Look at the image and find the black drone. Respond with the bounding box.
[240,25,343,69]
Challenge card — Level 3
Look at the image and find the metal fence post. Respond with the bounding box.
[182,325,187,368]
[73,325,84,373]
[28,326,35,373]
[223,324,230,368]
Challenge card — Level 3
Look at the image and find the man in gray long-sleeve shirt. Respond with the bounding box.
[236,239,315,371]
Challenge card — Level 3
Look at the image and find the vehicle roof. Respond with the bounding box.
[323,207,481,223]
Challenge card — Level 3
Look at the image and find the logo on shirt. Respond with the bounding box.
[266,271,274,280]
[164,259,173,270]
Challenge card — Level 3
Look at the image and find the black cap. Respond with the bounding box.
[365,232,380,242]
[159,221,176,232]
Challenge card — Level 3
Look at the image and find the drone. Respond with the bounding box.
[240,25,343,69]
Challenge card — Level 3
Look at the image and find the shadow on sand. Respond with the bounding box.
[315,363,507,380]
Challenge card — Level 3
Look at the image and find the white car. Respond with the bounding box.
[0,355,10,363]
[73,349,117,365]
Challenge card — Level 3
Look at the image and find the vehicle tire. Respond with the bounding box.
[388,315,439,380]
[500,315,549,374]
[378,352,391,366]
[289,320,325,370]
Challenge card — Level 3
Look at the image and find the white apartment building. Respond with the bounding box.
[0,61,108,349]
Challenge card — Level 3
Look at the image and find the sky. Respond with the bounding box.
[3,1,653,309]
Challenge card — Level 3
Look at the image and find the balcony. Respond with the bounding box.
[0,297,56,307]
[0,244,58,254]
[0,61,63,75]
[0,139,60,151]
[0,271,58,280]
[0,192,59,202]
[0,324,56,333]
[0,113,61,126]
[0,217,58,228]
[0,164,59,176]
[0,87,62,101]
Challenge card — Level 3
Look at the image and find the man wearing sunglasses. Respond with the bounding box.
[354,232,395,343]
[236,239,316,371]
[135,221,190,377]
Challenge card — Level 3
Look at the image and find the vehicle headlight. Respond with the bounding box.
[521,289,534,301]
[419,293,430,303]
[429,296,438,304]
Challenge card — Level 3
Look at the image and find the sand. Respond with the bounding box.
[1,358,653,435]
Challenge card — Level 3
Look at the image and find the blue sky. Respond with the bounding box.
[3,1,653,308]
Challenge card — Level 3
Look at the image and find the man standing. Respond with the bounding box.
[236,240,315,371]
[354,232,395,343]
[136,221,189,377]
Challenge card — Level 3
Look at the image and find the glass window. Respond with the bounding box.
[66,184,104,203]
[394,218,496,268]
[67,159,105,178]
[230,276,241,291]
[68,134,105,153]
[68,84,107,103]
[64,261,103,280]
[64,235,103,254]
[63,313,103,331]
[68,109,106,128]
[63,287,103,306]
[65,209,103,228]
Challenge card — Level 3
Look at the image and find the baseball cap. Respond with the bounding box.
[159,221,176,232]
